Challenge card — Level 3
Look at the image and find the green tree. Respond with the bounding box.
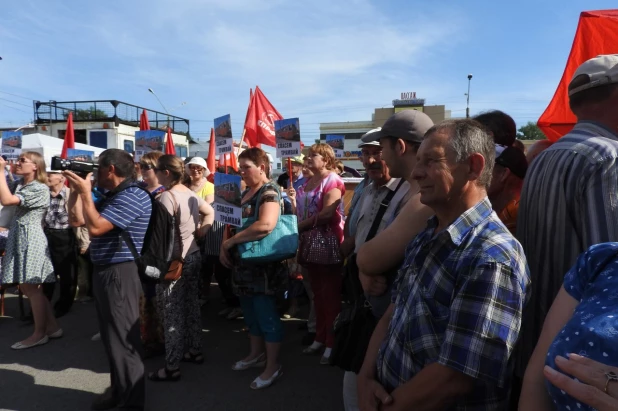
[517,121,546,140]
[64,106,108,121]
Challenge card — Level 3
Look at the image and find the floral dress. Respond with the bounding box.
[231,182,288,296]
[1,180,54,284]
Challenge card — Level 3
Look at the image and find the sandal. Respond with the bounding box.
[148,367,181,382]
[250,367,283,390]
[181,352,205,364]
[232,353,266,371]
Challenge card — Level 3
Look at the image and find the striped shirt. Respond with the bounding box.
[90,186,152,265]
[378,199,529,410]
[515,121,618,376]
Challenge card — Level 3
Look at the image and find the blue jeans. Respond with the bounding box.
[239,294,283,343]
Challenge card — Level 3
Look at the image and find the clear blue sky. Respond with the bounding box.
[0,0,616,146]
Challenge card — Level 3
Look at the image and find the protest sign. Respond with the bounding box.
[134,130,165,162]
[325,135,344,158]
[1,131,22,160]
[67,148,95,162]
[214,114,233,155]
[214,172,242,226]
[274,118,301,158]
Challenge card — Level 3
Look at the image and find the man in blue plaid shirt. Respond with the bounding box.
[357,119,530,411]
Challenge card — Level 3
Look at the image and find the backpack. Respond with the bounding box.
[119,185,175,283]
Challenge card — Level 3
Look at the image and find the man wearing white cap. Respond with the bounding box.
[515,54,618,398]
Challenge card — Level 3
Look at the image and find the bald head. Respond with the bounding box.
[526,139,554,164]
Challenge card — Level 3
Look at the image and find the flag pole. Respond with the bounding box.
[287,157,293,187]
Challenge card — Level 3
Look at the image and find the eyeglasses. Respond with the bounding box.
[17,158,33,164]
[139,163,154,171]
[361,151,382,159]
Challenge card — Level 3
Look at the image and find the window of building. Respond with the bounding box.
[89,131,108,149]
[175,145,187,157]
[124,139,134,153]
[58,129,87,144]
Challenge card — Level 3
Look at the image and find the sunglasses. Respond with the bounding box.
[153,167,166,173]
[139,163,154,171]
[189,165,204,172]
[17,158,33,164]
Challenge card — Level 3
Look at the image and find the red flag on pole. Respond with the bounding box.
[243,86,283,148]
[61,112,75,159]
[241,89,254,148]
[206,128,216,173]
[140,110,150,131]
[165,127,176,155]
[230,146,238,171]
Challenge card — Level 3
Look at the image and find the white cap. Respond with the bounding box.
[186,157,207,169]
[358,127,382,148]
[45,168,62,174]
[569,54,618,96]
[266,153,274,163]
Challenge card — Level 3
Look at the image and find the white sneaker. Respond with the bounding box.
[218,307,232,317]
[91,332,101,341]
[226,307,243,320]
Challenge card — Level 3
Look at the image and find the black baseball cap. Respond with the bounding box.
[495,145,528,179]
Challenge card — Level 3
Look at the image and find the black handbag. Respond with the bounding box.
[329,180,404,373]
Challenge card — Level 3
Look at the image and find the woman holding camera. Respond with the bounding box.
[0,152,58,349]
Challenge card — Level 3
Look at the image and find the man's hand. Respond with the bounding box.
[219,238,235,269]
[357,374,393,411]
[63,171,93,195]
[80,247,88,255]
[340,237,355,259]
[359,273,388,296]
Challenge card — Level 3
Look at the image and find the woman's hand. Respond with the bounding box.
[196,226,209,239]
[544,354,618,410]
[0,156,7,171]
[219,238,235,269]
[286,187,296,206]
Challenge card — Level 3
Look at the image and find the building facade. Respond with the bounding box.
[320,93,451,171]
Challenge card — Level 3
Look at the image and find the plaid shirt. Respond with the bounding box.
[44,188,69,230]
[376,198,529,410]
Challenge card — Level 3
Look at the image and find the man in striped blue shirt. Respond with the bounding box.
[65,149,151,411]
[515,55,618,396]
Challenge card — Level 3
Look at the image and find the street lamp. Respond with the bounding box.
[465,74,473,118]
[147,88,170,114]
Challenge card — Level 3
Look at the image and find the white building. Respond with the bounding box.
[27,100,191,157]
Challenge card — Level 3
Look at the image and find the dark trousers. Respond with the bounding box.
[93,261,145,409]
[43,228,77,314]
[205,255,239,307]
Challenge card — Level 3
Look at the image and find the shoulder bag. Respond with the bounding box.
[235,184,299,264]
[330,180,404,373]
[164,191,184,281]
[297,179,343,266]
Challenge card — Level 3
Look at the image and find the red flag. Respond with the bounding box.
[140,110,150,131]
[206,128,216,173]
[243,86,283,148]
[165,127,176,155]
[230,146,238,171]
[61,111,75,159]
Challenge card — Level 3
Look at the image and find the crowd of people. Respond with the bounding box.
[1,54,618,411]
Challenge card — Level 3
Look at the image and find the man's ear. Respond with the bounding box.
[396,139,407,156]
[467,153,486,182]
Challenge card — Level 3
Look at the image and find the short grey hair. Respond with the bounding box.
[425,119,495,188]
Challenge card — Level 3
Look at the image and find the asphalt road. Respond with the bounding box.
[0,290,344,411]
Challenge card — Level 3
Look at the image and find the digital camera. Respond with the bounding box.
[51,156,98,177]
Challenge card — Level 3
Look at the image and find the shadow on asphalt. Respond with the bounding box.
[0,290,345,411]
[0,368,95,411]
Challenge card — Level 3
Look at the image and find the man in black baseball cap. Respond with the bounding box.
[361,109,434,179]
[488,144,528,234]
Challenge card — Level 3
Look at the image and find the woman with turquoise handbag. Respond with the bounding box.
[220,147,288,391]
